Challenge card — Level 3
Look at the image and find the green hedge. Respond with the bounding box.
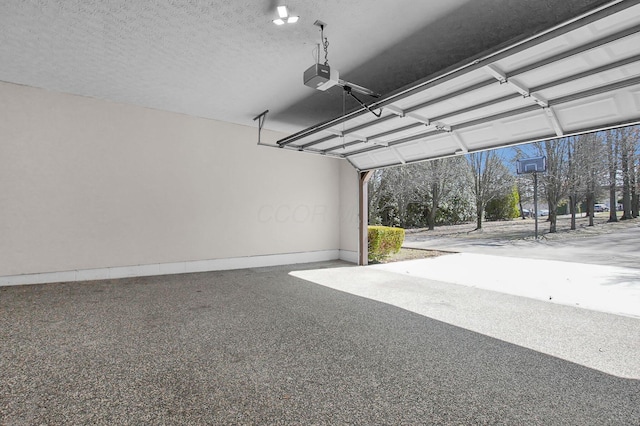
[368,226,405,262]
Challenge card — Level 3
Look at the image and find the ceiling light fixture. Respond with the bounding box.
[273,5,299,25]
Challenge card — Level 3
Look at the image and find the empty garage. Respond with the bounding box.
[1,1,640,424]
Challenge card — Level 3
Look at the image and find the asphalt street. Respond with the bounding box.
[404,219,640,269]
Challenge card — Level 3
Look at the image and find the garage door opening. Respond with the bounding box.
[362,124,640,264]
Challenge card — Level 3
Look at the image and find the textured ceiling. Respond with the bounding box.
[0,0,612,134]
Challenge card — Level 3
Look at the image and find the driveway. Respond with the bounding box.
[397,218,640,318]
[289,218,640,381]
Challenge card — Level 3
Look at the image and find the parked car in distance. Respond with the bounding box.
[594,203,609,212]
[521,208,548,217]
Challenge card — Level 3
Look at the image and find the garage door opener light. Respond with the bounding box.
[273,5,299,25]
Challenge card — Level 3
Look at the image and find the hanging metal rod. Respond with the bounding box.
[253,110,270,146]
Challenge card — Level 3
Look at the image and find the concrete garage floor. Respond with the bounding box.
[1,262,639,424]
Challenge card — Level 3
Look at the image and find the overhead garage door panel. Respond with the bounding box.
[277,0,640,171]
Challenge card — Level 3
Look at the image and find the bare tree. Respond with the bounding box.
[633,155,640,218]
[534,138,569,233]
[468,151,512,230]
[566,136,585,230]
[367,126,640,231]
[368,166,421,227]
[571,132,605,227]
[614,127,640,219]
[605,126,640,220]
[628,127,640,218]
[605,129,620,222]
[368,169,386,225]
[416,157,469,230]
[620,128,633,220]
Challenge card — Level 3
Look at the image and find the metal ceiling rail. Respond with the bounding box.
[340,129,444,157]
[298,80,497,150]
[323,139,363,154]
[277,0,639,149]
[296,133,337,150]
[283,77,498,149]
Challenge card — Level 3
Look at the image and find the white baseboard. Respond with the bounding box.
[0,250,345,287]
[339,250,359,264]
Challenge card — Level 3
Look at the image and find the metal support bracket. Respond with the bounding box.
[351,134,368,142]
[485,64,548,107]
[385,105,405,117]
[407,113,430,125]
[253,110,270,146]
[450,131,469,154]
[434,122,451,132]
[325,128,344,137]
[544,106,564,136]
